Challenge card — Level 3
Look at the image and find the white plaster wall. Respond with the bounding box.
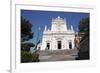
[41,36,46,50]
[41,32,75,50]
[65,34,75,49]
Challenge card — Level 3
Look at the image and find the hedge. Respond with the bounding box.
[21,51,39,63]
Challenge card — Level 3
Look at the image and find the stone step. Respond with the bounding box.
[38,49,78,56]
[38,49,78,62]
[39,55,76,62]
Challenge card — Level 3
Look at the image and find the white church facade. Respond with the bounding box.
[40,16,75,50]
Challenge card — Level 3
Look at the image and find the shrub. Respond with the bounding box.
[21,51,39,63]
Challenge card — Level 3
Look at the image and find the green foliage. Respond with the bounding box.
[78,17,89,33]
[21,16,33,42]
[77,17,90,60]
[21,51,39,63]
[21,16,39,63]
[21,42,35,52]
[78,17,89,41]
[21,16,35,52]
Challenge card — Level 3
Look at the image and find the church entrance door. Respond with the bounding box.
[58,41,61,49]
[47,43,50,50]
[69,42,72,49]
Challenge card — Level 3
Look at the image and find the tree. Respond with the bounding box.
[21,16,34,51]
[76,17,90,60]
[21,16,33,42]
[21,16,39,62]
[78,17,89,34]
[78,17,89,41]
[21,42,35,52]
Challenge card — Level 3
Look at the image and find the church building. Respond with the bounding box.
[40,16,75,50]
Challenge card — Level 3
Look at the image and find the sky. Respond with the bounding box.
[21,10,89,45]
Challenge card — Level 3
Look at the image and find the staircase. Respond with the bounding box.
[38,49,78,62]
